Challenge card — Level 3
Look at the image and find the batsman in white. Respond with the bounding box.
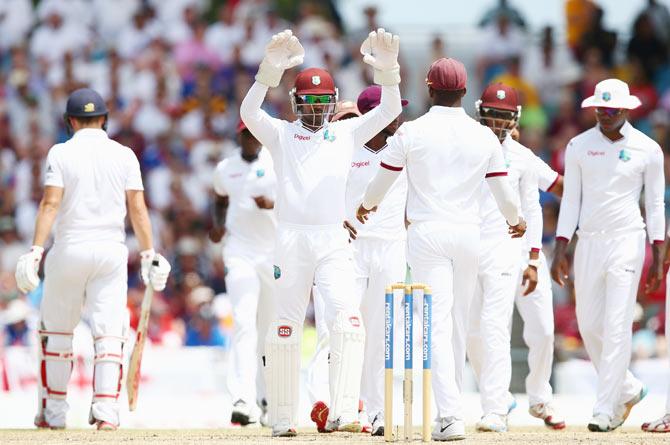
[465,83,544,433]
[357,58,525,441]
[239,28,402,436]
[210,121,277,426]
[14,88,171,430]
[551,78,665,432]
[310,89,409,436]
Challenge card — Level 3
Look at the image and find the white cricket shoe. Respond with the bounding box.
[231,399,258,426]
[432,417,465,441]
[325,417,362,433]
[587,413,613,432]
[358,409,372,433]
[371,412,385,436]
[476,413,508,432]
[258,398,269,428]
[642,414,670,432]
[529,402,566,430]
[612,385,648,429]
[271,422,297,437]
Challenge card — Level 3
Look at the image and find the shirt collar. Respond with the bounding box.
[72,128,108,138]
[428,105,467,116]
[596,120,632,143]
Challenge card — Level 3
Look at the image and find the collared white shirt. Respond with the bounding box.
[480,134,542,249]
[213,148,276,252]
[380,106,507,225]
[44,128,143,244]
[557,121,665,242]
[240,82,402,226]
[345,144,407,240]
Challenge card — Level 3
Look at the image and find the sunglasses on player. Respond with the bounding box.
[297,95,334,105]
[595,107,623,117]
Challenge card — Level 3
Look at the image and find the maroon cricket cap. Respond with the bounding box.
[425,57,467,91]
[356,85,409,114]
[294,67,336,95]
[479,83,519,112]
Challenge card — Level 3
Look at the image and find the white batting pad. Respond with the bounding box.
[264,319,301,428]
[328,311,366,424]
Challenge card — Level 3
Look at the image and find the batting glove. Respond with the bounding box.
[256,29,305,88]
[15,246,44,294]
[149,254,171,292]
[360,28,401,86]
[139,248,156,286]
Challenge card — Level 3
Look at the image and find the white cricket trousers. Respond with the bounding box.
[574,229,645,417]
[356,237,407,418]
[407,221,479,419]
[224,237,275,406]
[513,251,555,406]
[39,241,128,427]
[467,236,520,416]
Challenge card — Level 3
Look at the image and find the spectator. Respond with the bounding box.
[576,6,617,68]
[565,0,597,54]
[627,13,668,82]
[476,14,526,87]
[639,0,670,44]
[479,0,526,29]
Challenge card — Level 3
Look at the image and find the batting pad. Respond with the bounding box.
[264,319,301,428]
[328,311,366,424]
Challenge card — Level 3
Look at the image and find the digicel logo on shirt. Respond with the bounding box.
[294,134,311,141]
[587,150,605,156]
[352,161,370,168]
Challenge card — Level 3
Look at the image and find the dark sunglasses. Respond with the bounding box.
[298,95,333,105]
[595,107,622,117]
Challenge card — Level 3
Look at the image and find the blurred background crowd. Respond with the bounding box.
[0,0,668,367]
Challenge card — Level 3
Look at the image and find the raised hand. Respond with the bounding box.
[360,28,401,85]
[256,29,305,88]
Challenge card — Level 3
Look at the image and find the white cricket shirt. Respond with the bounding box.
[534,154,560,193]
[480,134,542,250]
[44,128,143,244]
[557,121,665,242]
[345,144,407,240]
[240,82,402,226]
[212,148,277,252]
[379,106,508,225]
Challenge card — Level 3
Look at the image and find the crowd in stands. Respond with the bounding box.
[0,0,669,362]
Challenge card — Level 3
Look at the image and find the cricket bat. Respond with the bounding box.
[127,282,155,411]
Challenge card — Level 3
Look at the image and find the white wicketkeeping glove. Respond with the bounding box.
[360,28,401,86]
[256,29,305,88]
[15,246,44,294]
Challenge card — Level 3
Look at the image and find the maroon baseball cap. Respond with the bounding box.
[425,57,467,91]
[479,83,519,112]
[356,85,409,114]
[294,67,336,95]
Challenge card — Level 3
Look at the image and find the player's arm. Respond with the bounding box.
[357,122,408,222]
[519,167,542,296]
[643,145,666,293]
[210,195,229,242]
[551,142,580,286]
[127,189,154,252]
[351,29,402,147]
[33,186,63,248]
[240,30,304,150]
[485,141,525,236]
[534,154,563,198]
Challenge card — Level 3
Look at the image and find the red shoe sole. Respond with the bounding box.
[310,401,329,433]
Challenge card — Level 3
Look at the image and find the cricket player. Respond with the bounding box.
[14,88,171,430]
[467,85,566,430]
[465,83,543,433]
[358,58,525,441]
[551,78,665,432]
[310,88,410,437]
[210,121,276,426]
[239,29,403,436]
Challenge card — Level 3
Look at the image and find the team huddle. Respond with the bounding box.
[12,26,670,439]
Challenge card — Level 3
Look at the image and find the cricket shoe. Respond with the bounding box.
[476,413,508,432]
[271,423,297,437]
[325,417,362,433]
[358,400,372,433]
[370,412,385,436]
[310,401,330,433]
[95,421,117,431]
[506,393,517,414]
[258,398,270,428]
[529,403,566,430]
[612,385,648,429]
[34,415,65,430]
[642,414,670,432]
[231,399,258,426]
[432,416,465,441]
[587,413,613,432]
